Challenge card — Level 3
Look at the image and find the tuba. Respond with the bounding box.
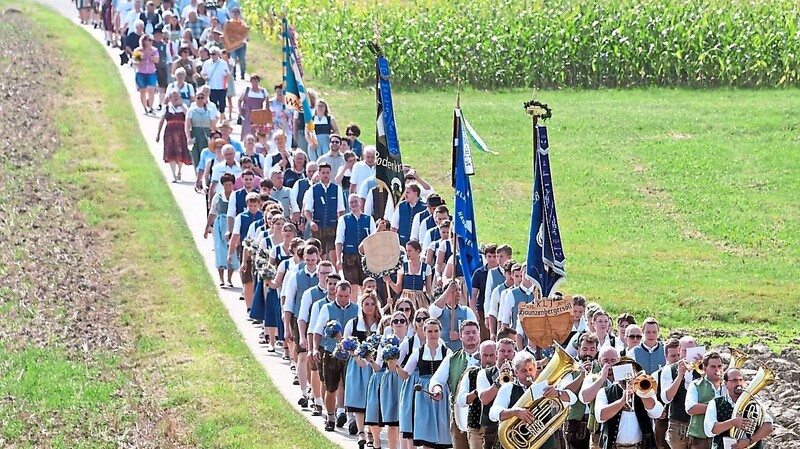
[498,344,580,449]
[729,364,774,449]
[729,347,751,370]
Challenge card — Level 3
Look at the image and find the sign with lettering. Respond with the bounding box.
[519,300,574,349]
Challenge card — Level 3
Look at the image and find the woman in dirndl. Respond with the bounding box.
[379,310,411,449]
[398,307,430,448]
[204,172,239,286]
[397,318,452,449]
[185,93,217,170]
[344,290,381,448]
[249,212,284,342]
[263,221,295,348]
[385,240,433,310]
[237,75,267,139]
[156,90,192,182]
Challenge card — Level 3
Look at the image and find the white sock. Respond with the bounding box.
[315,397,323,405]
[336,407,346,416]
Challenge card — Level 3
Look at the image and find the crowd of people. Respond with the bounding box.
[77,2,775,449]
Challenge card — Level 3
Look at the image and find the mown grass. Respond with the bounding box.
[247,37,800,344]
[4,2,338,447]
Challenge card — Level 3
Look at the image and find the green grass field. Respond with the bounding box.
[247,40,800,343]
[0,3,338,447]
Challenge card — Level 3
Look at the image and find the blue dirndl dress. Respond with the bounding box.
[365,364,387,426]
[379,364,403,426]
[412,344,452,448]
[248,232,272,322]
[399,335,421,437]
[212,192,240,270]
[263,245,290,340]
[344,317,374,413]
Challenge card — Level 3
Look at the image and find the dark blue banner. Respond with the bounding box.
[453,110,482,297]
[526,125,566,297]
[375,55,404,205]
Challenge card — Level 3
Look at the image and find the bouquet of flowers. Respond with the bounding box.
[355,342,374,359]
[382,344,401,362]
[333,344,349,360]
[341,336,360,353]
[382,334,401,348]
[366,333,382,352]
[254,247,276,280]
[242,237,258,255]
[323,320,343,339]
[132,49,143,63]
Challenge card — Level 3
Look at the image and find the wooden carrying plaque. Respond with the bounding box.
[222,21,250,52]
[250,109,273,127]
[519,299,574,349]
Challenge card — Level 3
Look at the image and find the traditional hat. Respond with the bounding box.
[217,119,233,130]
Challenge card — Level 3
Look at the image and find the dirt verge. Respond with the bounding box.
[0,9,186,448]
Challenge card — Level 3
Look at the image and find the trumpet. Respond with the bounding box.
[497,360,515,385]
[622,371,658,409]
[684,360,704,376]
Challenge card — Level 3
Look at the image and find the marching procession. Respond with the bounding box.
[78,1,779,449]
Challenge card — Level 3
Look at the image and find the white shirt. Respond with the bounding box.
[298,285,328,323]
[390,200,423,230]
[420,226,441,253]
[289,178,311,214]
[567,332,623,358]
[498,285,535,328]
[363,186,395,220]
[302,182,346,216]
[703,389,772,438]
[349,161,376,191]
[307,297,332,336]
[201,58,230,90]
[116,1,134,23]
[483,266,503,309]
[343,318,379,339]
[487,282,512,319]
[595,386,663,444]
[282,266,315,314]
[123,8,143,33]
[334,213,377,246]
[226,188,252,218]
[410,209,431,242]
[659,363,695,404]
[401,344,451,376]
[210,162,242,193]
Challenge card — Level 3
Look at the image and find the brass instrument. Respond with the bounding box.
[498,344,580,449]
[729,347,751,370]
[684,360,704,376]
[498,360,516,385]
[729,364,774,449]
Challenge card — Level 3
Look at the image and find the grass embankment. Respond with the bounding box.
[246,37,800,344]
[1,3,337,447]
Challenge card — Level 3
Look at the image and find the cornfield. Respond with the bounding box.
[243,0,800,89]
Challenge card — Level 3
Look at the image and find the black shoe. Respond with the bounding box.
[349,420,358,435]
[297,396,308,408]
[336,413,347,428]
[312,405,322,416]
[292,375,299,385]
[324,420,335,432]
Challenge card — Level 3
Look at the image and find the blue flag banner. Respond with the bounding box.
[453,109,482,296]
[526,125,566,297]
[374,53,404,205]
[282,17,316,145]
